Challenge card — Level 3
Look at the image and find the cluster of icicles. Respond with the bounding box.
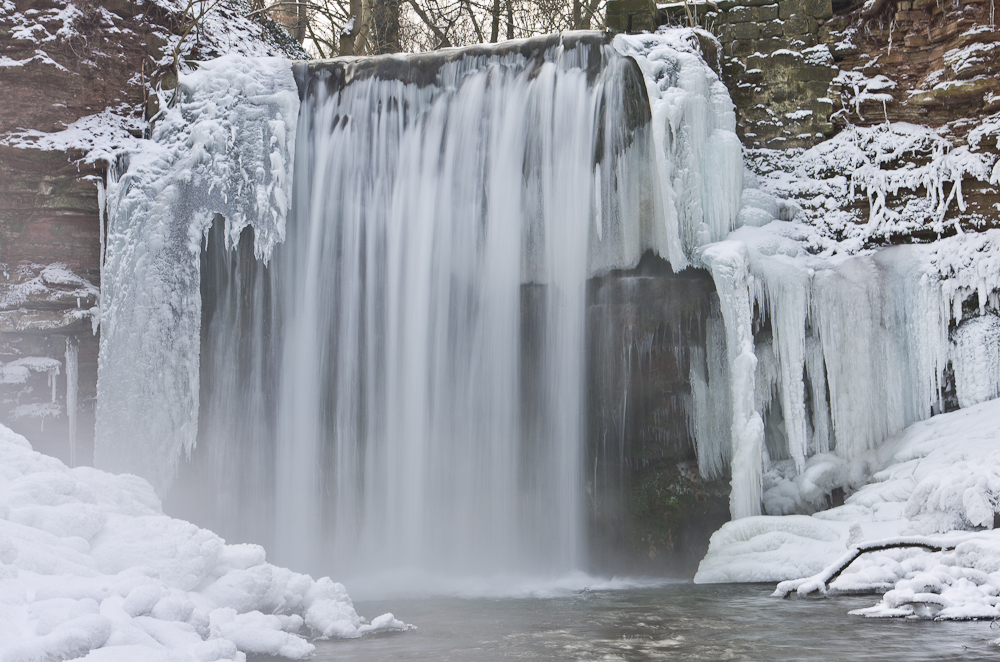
[693,228,1000,519]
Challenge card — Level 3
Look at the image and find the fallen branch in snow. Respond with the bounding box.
[772,536,972,598]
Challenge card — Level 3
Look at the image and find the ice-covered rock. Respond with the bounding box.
[96,54,299,494]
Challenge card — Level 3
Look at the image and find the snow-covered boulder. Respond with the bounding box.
[696,397,1000,620]
[0,423,407,661]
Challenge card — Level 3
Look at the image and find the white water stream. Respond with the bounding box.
[97,31,748,583]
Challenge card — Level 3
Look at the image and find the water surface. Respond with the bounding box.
[260,583,1000,660]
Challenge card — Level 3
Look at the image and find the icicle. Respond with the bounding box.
[702,241,764,519]
[65,337,79,467]
[690,304,733,479]
[755,261,810,474]
[805,331,831,454]
[951,314,1000,408]
[97,177,105,334]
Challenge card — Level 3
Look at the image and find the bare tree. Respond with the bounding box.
[248,0,607,58]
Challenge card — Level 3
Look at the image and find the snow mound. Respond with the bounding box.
[694,515,847,583]
[697,398,1000,620]
[0,423,408,661]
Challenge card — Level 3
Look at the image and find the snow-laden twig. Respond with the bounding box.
[772,535,973,597]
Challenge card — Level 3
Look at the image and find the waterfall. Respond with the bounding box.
[224,34,660,580]
[99,31,744,583]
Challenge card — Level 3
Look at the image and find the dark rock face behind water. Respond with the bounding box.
[586,253,731,575]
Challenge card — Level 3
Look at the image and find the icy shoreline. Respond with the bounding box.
[696,397,1000,621]
[0,423,407,661]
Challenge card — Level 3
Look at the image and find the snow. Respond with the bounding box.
[0,358,60,386]
[96,54,298,494]
[697,398,1000,621]
[1,112,146,165]
[747,121,999,249]
[0,422,408,660]
[0,49,69,71]
[0,264,99,314]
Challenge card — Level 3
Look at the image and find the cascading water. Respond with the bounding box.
[96,27,1000,589]
[98,30,745,585]
[212,34,664,581]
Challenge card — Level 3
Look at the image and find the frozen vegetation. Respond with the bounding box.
[0,423,407,661]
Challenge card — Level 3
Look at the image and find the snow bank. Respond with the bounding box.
[0,423,407,661]
[697,398,1000,620]
[694,515,848,583]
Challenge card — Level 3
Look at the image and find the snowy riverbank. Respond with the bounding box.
[696,397,1000,620]
[0,424,406,661]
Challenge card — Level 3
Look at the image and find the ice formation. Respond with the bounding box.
[97,55,299,493]
[65,338,78,467]
[700,241,764,518]
[690,186,1000,519]
[0,423,406,660]
[615,31,744,268]
[951,314,1000,408]
[695,399,1000,620]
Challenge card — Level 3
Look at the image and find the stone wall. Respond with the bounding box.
[0,0,150,461]
[586,253,731,574]
[608,0,1000,150]
[704,0,840,148]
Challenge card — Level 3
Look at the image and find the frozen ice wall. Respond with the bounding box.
[615,31,744,269]
[692,209,1000,519]
[96,55,298,493]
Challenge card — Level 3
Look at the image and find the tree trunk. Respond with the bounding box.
[505,0,512,39]
[370,0,400,53]
[490,0,500,42]
[293,0,307,43]
[340,0,365,55]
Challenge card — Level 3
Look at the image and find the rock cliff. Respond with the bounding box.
[0,0,301,461]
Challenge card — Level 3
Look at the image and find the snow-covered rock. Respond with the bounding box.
[0,423,408,661]
[696,397,1000,620]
